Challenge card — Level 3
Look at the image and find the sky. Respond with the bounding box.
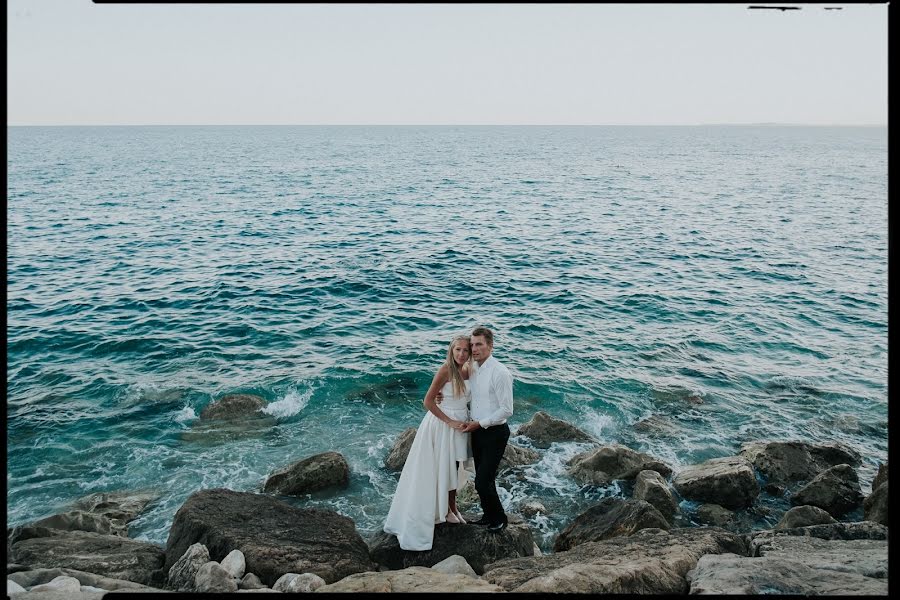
[6,2,888,126]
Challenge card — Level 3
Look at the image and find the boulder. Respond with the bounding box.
[220,549,246,579]
[483,526,747,593]
[632,414,678,437]
[695,504,734,527]
[23,510,127,538]
[516,411,597,449]
[790,464,863,517]
[199,393,267,420]
[10,529,166,586]
[430,555,478,578]
[518,500,548,518]
[194,561,238,593]
[164,488,375,586]
[775,505,837,530]
[384,428,417,470]
[754,532,887,577]
[70,489,160,525]
[29,576,81,594]
[8,568,160,592]
[262,451,350,496]
[369,514,534,575]
[746,521,888,552]
[239,573,267,590]
[672,456,759,510]
[316,566,504,593]
[863,481,888,526]
[686,551,886,595]
[553,498,670,552]
[166,542,210,591]
[567,445,672,486]
[633,470,679,521]
[739,441,862,486]
[499,442,541,471]
[272,572,325,593]
[871,461,888,492]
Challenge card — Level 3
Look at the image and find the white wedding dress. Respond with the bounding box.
[383,379,475,551]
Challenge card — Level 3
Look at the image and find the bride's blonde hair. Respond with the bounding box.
[446,336,472,399]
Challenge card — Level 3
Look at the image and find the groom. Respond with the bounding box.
[459,326,514,533]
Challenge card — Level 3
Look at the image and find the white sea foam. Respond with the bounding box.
[263,387,313,418]
[174,406,197,423]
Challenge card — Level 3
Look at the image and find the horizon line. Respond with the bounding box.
[6,122,888,127]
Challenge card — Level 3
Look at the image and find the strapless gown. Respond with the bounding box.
[383,379,475,550]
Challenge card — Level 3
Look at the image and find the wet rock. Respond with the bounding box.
[518,500,547,518]
[262,451,350,496]
[567,445,672,486]
[166,542,210,591]
[220,549,246,579]
[672,456,759,510]
[22,510,127,538]
[273,572,325,593]
[384,428,417,470]
[516,411,597,449]
[430,555,477,578]
[553,498,670,552]
[775,505,837,530]
[483,526,747,593]
[194,561,238,593]
[739,440,861,487]
[499,442,541,471]
[696,504,734,527]
[69,489,160,526]
[633,469,679,521]
[317,566,504,592]
[790,464,863,518]
[199,394,267,420]
[632,414,677,437]
[164,488,375,586]
[863,481,888,526]
[10,529,166,586]
[369,514,534,575]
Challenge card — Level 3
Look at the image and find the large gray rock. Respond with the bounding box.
[747,521,889,551]
[369,514,534,575]
[272,572,326,593]
[754,533,887,578]
[194,561,238,593]
[633,469,679,521]
[199,394,267,420]
[430,555,478,578]
[739,440,862,486]
[672,456,759,510]
[183,395,276,445]
[567,445,672,486]
[220,549,246,579]
[10,529,166,586]
[22,510,127,538]
[516,411,597,449]
[775,505,837,530]
[553,498,670,552]
[29,576,82,594]
[482,526,747,593]
[239,573,267,590]
[695,504,734,527]
[871,461,888,492]
[499,442,541,471]
[686,552,887,595]
[316,566,504,592]
[165,542,210,591]
[863,481,888,526]
[164,488,375,586]
[262,451,350,496]
[8,567,159,592]
[790,464,863,517]
[69,489,160,525]
[384,428,417,470]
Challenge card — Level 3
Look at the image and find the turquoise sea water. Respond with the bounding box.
[7,126,888,550]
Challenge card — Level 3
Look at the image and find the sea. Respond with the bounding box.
[6,125,888,551]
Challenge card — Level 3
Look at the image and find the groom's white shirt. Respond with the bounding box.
[469,355,514,429]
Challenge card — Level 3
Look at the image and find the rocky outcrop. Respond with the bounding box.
[746,521,888,550]
[9,529,166,586]
[516,411,597,449]
[317,566,505,592]
[262,451,350,496]
[553,498,670,552]
[739,441,862,487]
[567,445,672,486]
[384,428,417,470]
[482,526,747,593]
[499,442,541,471]
[7,568,159,592]
[775,505,837,530]
[633,469,679,521]
[672,456,759,510]
[790,464,863,518]
[23,511,127,538]
[369,515,534,575]
[69,489,160,525]
[164,488,376,586]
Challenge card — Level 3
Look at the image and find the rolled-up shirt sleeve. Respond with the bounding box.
[479,367,514,428]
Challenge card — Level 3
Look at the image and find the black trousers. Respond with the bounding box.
[471,423,510,525]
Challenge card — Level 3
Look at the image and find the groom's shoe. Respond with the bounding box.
[487,521,507,533]
[470,516,492,526]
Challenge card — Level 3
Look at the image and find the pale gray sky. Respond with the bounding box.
[7,2,888,126]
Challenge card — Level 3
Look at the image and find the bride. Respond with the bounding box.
[383,335,475,551]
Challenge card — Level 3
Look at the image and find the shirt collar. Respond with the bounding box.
[479,355,497,370]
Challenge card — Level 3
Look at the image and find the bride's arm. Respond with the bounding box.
[422,365,463,428]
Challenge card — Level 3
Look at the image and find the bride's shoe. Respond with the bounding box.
[445,510,461,524]
[453,509,467,524]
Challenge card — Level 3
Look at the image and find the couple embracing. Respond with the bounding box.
[383,326,513,551]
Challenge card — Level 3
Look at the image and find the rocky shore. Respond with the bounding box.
[7,398,889,595]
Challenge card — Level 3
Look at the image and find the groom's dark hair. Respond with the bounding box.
[471,327,494,346]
